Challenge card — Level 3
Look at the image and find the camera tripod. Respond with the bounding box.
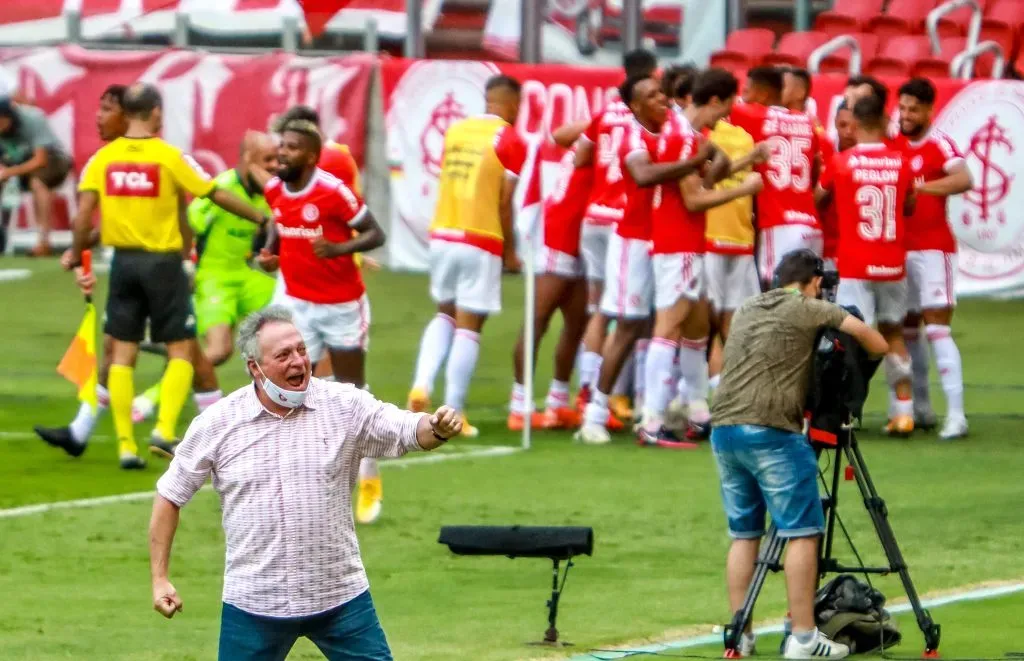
[722,423,942,658]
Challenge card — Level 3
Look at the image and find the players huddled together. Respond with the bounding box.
[35,51,974,525]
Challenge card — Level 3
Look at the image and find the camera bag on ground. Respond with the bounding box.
[815,574,902,653]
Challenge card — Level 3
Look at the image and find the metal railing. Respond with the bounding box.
[951,40,1006,79]
[808,35,862,75]
[926,0,982,54]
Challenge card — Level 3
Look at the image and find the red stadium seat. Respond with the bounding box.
[867,0,936,39]
[971,24,1016,76]
[709,27,776,70]
[762,31,831,67]
[818,32,880,73]
[814,0,886,35]
[936,0,988,37]
[865,35,933,77]
[984,1,1024,53]
[911,36,968,78]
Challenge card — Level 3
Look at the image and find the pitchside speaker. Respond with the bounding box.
[439,525,594,647]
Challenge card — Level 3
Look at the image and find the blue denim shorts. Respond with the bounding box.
[711,424,825,539]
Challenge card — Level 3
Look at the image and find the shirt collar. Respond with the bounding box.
[245,377,319,420]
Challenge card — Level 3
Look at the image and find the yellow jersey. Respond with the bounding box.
[79,136,216,253]
[430,114,527,256]
[705,120,756,255]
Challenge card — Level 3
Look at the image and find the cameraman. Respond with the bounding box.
[709,249,887,659]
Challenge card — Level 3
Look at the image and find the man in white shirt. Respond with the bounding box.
[149,305,462,660]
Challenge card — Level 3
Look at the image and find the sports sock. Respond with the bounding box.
[643,338,678,430]
[510,382,527,415]
[579,351,603,390]
[612,353,633,396]
[68,384,110,445]
[545,379,570,410]
[678,337,710,422]
[412,313,455,393]
[444,329,480,412]
[155,358,194,440]
[108,365,136,456]
[793,629,816,645]
[193,389,223,413]
[893,396,914,418]
[927,324,964,418]
[633,339,649,409]
[359,457,380,480]
[583,389,610,427]
[904,327,932,408]
[887,388,898,419]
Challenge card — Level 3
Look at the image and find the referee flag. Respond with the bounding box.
[58,251,98,412]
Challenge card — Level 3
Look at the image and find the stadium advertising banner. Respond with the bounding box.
[0,46,373,243]
[383,61,1024,299]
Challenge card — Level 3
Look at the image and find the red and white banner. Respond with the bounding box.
[0,46,373,242]
[382,61,1024,298]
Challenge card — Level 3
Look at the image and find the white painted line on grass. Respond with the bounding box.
[0,445,522,520]
[568,582,1024,660]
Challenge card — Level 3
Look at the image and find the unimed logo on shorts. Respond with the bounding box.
[106,163,160,197]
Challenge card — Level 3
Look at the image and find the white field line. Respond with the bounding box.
[0,445,521,520]
[566,583,1024,660]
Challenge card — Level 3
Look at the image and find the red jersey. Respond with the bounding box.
[820,144,913,281]
[892,130,965,253]
[818,135,840,260]
[318,141,360,193]
[617,118,661,241]
[265,168,367,304]
[543,145,593,256]
[581,100,633,224]
[731,103,820,230]
[652,113,706,254]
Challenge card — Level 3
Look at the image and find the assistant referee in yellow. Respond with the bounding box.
[69,83,269,469]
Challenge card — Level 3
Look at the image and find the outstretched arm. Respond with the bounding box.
[625,143,714,188]
[915,163,972,197]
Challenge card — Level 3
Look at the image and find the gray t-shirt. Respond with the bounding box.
[711,289,849,434]
[0,105,62,166]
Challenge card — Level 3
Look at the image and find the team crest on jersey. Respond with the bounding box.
[911,155,924,172]
[302,204,320,223]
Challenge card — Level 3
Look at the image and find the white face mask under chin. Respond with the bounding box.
[254,363,308,409]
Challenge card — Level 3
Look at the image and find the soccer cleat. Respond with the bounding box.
[119,452,146,470]
[34,425,86,458]
[685,420,711,442]
[575,384,592,413]
[148,430,179,459]
[665,397,689,433]
[888,415,915,438]
[506,411,547,431]
[132,394,157,424]
[355,476,383,524]
[459,414,479,438]
[915,403,938,431]
[938,415,968,441]
[605,412,625,432]
[575,423,611,445]
[782,629,849,659]
[637,425,699,449]
[608,395,634,421]
[406,387,431,413]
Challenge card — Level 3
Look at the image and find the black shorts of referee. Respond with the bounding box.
[105,250,196,344]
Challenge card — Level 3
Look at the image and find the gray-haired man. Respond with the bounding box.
[149,305,461,660]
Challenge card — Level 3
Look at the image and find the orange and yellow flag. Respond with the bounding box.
[57,303,98,412]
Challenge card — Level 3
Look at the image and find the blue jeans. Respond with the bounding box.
[218,591,392,661]
[711,424,825,539]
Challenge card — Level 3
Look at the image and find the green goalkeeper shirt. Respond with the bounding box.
[189,169,270,274]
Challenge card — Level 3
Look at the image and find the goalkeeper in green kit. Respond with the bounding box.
[133,132,279,418]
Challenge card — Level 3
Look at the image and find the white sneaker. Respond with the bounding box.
[738,632,757,657]
[574,423,611,445]
[132,395,156,424]
[783,629,849,659]
[939,415,968,441]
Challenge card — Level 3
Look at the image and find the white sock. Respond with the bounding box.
[668,357,681,401]
[633,339,649,408]
[444,329,480,412]
[193,389,222,413]
[612,352,633,396]
[643,338,678,430]
[579,351,603,390]
[904,326,932,408]
[887,388,898,419]
[545,379,570,410]
[893,396,913,417]
[678,336,710,422]
[359,457,380,480]
[510,382,527,414]
[927,324,964,418]
[584,389,609,427]
[412,313,455,393]
[68,384,109,444]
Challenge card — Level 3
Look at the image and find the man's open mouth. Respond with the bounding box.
[285,374,304,388]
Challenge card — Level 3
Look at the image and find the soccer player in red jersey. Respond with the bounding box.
[507,139,593,431]
[731,67,822,284]
[575,75,713,445]
[893,78,973,440]
[819,95,918,436]
[638,69,764,448]
[816,101,858,270]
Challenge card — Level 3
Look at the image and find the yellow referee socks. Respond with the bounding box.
[154,358,194,441]
[108,364,137,457]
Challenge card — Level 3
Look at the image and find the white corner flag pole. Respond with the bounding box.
[522,227,536,451]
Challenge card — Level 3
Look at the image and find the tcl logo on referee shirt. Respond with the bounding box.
[106,163,160,197]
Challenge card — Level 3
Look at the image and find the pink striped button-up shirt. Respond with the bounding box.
[156,378,425,618]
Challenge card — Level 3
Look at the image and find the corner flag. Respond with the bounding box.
[57,250,98,412]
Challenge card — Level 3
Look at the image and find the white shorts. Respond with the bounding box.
[279,293,371,362]
[705,253,761,312]
[906,250,957,312]
[836,278,908,327]
[652,252,705,310]
[580,222,613,282]
[535,245,582,278]
[757,225,824,283]
[599,233,653,320]
[429,239,502,314]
